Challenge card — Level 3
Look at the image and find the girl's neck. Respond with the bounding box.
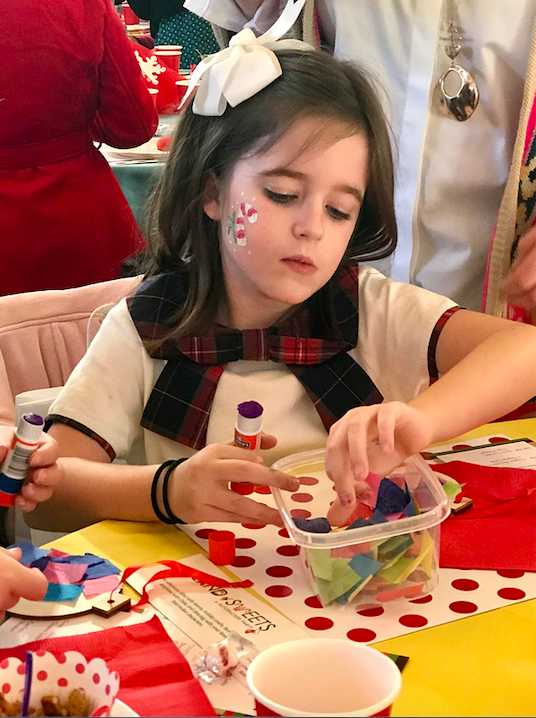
[217,297,290,330]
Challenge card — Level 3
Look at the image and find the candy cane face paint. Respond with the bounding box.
[214,117,368,328]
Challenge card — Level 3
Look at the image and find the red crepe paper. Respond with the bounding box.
[0,616,215,717]
[121,559,253,608]
[436,461,536,571]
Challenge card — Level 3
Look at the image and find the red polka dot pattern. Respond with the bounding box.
[305,617,334,631]
[399,614,428,628]
[265,585,293,598]
[451,444,471,450]
[76,663,85,674]
[231,555,255,568]
[299,476,319,486]
[304,595,323,609]
[17,665,25,675]
[488,436,509,444]
[37,671,48,681]
[276,545,300,557]
[290,508,312,519]
[235,537,256,549]
[93,673,101,684]
[451,578,480,591]
[105,685,111,696]
[266,565,293,578]
[35,650,46,658]
[290,492,314,503]
[497,569,525,579]
[241,523,266,530]
[278,528,289,539]
[357,606,384,617]
[2,684,10,695]
[410,595,433,604]
[347,628,377,642]
[497,587,526,601]
[449,600,478,614]
[56,653,67,664]
[58,678,68,688]
[0,660,8,670]
[195,528,213,540]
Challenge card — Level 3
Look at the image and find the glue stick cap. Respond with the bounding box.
[17,413,44,444]
[236,401,263,435]
[208,530,236,566]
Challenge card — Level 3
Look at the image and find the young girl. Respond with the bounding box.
[29,19,536,533]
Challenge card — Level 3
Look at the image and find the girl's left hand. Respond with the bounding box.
[325,402,433,510]
[0,432,63,513]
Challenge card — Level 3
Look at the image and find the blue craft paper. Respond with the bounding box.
[8,541,49,566]
[349,553,383,578]
[403,500,417,517]
[42,583,84,602]
[49,553,120,577]
[346,509,387,531]
[376,478,410,515]
[29,557,52,571]
[293,517,332,533]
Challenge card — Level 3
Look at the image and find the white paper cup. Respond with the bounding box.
[246,639,401,717]
[0,651,120,717]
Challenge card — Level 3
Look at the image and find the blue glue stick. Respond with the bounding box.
[0,413,44,507]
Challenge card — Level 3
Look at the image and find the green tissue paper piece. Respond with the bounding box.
[442,477,463,502]
[316,559,362,604]
[378,556,415,584]
[307,548,333,581]
[377,534,414,561]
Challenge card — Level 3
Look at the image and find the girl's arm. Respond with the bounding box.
[27,424,299,533]
[325,311,536,508]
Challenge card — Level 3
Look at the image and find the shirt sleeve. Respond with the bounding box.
[47,300,152,460]
[90,1,158,148]
[184,0,278,34]
[350,266,458,403]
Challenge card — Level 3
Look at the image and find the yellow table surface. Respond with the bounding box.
[48,420,536,717]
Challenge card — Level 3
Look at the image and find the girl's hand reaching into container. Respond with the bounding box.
[325,402,433,525]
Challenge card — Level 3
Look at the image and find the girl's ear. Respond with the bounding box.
[203,172,222,220]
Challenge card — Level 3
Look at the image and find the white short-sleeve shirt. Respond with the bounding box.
[48,266,456,466]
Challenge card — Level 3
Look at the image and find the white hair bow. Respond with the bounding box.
[179,0,310,117]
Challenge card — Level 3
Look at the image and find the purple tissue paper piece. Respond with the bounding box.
[375,478,411,515]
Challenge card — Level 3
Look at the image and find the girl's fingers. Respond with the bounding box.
[259,433,277,450]
[346,417,372,482]
[209,489,284,526]
[376,405,398,454]
[325,427,355,505]
[29,434,59,468]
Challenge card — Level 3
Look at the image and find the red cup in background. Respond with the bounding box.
[247,638,402,717]
[154,45,182,73]
[122,2,139,26]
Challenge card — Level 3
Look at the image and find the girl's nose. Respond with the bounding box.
[292,199,324,241]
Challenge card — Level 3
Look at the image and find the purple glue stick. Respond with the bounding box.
[231,401,264,496]
[0,413,44,507]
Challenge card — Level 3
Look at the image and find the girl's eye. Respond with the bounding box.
[327,206,352,221]
[265,189,297,204]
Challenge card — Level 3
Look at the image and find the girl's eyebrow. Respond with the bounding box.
[259,168,363,203]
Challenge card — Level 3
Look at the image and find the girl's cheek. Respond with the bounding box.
[226,200,259,247]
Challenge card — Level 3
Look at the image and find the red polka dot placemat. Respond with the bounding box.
[180,467,536,644]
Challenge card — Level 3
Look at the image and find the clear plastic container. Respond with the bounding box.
[271,450,450,607]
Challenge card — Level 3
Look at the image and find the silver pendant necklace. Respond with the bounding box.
[434,0,479,122]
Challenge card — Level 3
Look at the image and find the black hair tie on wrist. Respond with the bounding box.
[151,459,185,524]
[163,458,187,525]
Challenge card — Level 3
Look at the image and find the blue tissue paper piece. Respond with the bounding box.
[8,541,50,566]
[346,509,387,530]
[49,553,120,577]
[349,553,383,578]
[403,500,417,517]
[375,478,410,515]
[42,583,84,602]
[29,556,52,571]
[293,517,332,533]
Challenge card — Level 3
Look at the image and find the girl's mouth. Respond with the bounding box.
[281,255,317,275]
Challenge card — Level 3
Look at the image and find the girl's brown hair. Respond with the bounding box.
[144,48,396,336]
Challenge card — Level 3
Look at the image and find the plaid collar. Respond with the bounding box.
[128,266,382,450]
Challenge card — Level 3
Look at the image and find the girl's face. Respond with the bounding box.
[204,117,369,329]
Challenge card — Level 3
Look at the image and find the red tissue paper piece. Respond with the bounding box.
[436,461,536,571]
[0,616,216,717]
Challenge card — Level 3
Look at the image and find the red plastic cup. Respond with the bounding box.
[208,529,236,566]
[155,45,182,73]
[122,2,139,26]
[247,639,401,717]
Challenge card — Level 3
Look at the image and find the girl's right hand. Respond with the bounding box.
[167,439,300,526]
